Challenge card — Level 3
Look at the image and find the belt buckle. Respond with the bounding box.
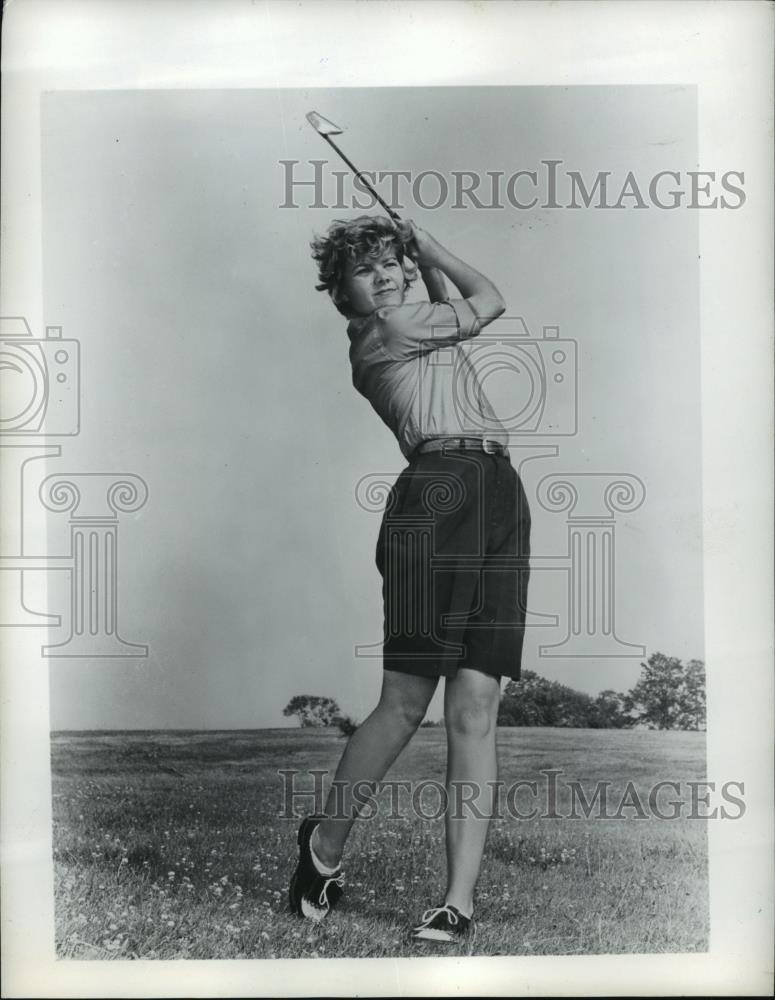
[482,438,498,455]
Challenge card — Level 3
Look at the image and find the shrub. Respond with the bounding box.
[334,715,358,738]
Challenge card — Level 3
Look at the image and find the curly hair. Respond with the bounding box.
[310,215,417,317]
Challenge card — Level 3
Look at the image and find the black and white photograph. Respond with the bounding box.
[1,2,772,997]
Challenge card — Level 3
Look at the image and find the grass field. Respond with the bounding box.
[50,726,708,960]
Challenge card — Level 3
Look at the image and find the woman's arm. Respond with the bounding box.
[420,266,448,303]
[405,222,506,325]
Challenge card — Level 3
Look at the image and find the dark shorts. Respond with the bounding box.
[376,450,531,681]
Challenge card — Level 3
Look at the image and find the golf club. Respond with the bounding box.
[306,110,437,289]
[305,111,401,222]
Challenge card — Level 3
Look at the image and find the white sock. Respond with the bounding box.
[310,827,339,875]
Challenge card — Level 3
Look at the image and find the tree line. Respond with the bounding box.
[282,652,706,733]
[497,653,706,730]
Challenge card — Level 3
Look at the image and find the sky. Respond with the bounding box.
[40,85,703,729]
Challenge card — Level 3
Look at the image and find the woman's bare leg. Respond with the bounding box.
[312,669,438,868]
[442,667,501,916]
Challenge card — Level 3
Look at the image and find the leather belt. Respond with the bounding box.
[410,437,510,461]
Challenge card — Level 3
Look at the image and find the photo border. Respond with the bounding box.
[1,1,772,996]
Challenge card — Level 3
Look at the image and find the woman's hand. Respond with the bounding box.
[397,220,443,271]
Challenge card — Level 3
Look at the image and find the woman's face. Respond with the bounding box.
[340,247,406,316]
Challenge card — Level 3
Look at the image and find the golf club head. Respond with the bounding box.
[306,111,344,136]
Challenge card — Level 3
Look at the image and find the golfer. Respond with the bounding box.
[289,216,531,943]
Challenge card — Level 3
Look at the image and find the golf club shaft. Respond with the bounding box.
[312,119,443,297]
[322,134,400,221]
